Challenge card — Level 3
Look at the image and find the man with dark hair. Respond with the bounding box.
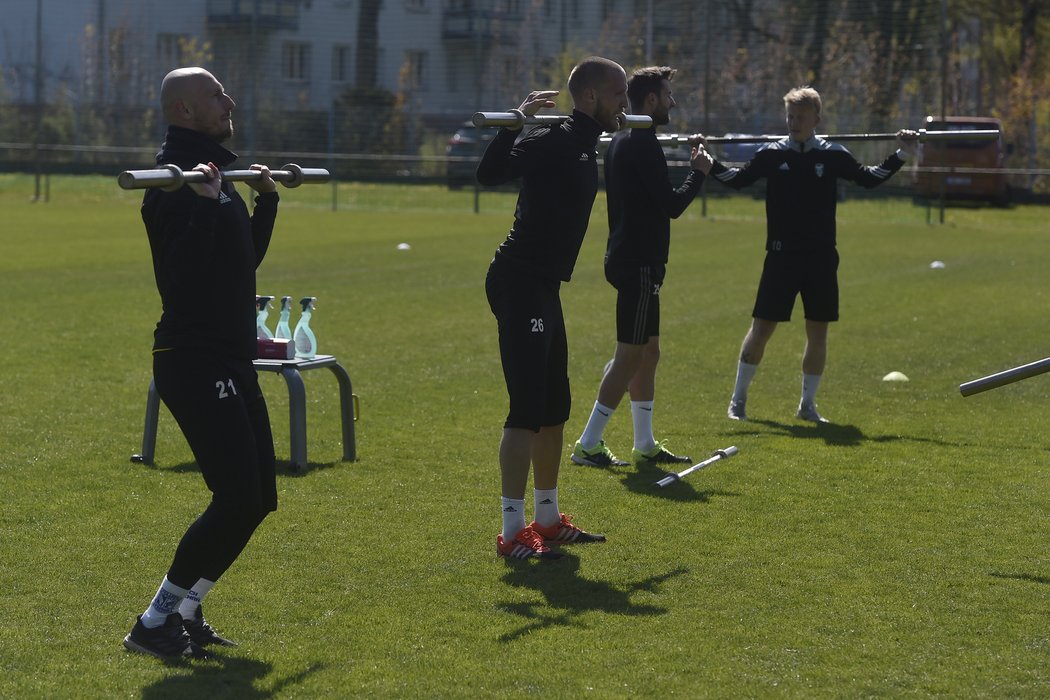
[572,66,713,469]
[478,56,628,560]
[711,85,918,423]
[123,67,280,659]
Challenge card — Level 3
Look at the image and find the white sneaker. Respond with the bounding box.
[796,401,829,423]
[727,398,747,421]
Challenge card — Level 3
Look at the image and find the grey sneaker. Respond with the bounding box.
[727,398,747,421]
[796,401,830,423]
[571,440,629,467]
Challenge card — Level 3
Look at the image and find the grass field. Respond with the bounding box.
[1,174,1048,698]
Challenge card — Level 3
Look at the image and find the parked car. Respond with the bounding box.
[446,122,493,189]
[716,134,765,164]
[912,115,1010,206]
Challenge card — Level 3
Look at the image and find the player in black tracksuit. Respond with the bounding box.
[478,57,628,560]
[123,68,280,659]
[571,66,714,470]
[711,85,918,424]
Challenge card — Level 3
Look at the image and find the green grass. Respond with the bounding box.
[2,174,1049,698]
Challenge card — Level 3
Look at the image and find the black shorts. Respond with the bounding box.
[485,259,571,432]
[153,348,277,512]
[752,249,839,322]
[607,265,664,345]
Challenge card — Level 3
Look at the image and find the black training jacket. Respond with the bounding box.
[604,127,704,274]
[143,125,279,359]
[476,110,603,283]
[709,136,904,252]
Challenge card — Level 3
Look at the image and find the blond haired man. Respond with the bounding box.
[709,86,918,423]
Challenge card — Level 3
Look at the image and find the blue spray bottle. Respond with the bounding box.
[275,296,293,339]
[255,295,275,339]
[293,297,318,359]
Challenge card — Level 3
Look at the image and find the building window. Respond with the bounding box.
[332,45,351,82]
[446,58,457,92]
[404,50,427,90]
[156,33,189,68]
[282,42,311,81]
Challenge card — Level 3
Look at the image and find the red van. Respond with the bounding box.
[914,116,1009,205]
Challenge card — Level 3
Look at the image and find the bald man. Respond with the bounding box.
[123,67,281,659]
[478,56,629,560]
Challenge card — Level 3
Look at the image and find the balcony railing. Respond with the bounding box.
[207,0,300,31]
[441,8,522,43]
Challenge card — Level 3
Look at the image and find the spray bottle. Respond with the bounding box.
[275,296,293,339]
[293,296,318,359]
[255,295,275,339]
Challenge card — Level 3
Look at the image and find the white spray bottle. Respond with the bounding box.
[275,296,293,339]
[255,295,275,339]
[293,297,318,359]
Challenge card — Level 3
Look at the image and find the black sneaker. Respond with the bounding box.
[183,607,238,647]
[123,612,210,659]
[633,441,691,465]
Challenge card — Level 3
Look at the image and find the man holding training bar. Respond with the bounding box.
[711,86,919,423]
[573,65,713,469]
[479,56,628,560]
[123,67,281,659]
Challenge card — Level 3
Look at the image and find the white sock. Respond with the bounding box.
[534,488,560,528]
[801,373,822,405]
[140,576,190,628]
[579,401,615,449]
[733,361,759,402]
[177,578,215,622]
[501,497,527,541]
[631,400,656,453]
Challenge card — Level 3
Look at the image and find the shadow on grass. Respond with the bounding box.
[989,572,1050,585]
[138,460,343,477]
[495,553,686,642]
[141,656,324,699]
[572,458,742,502]
[728,418,958,448]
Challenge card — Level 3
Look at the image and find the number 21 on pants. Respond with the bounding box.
[216,378,238,399]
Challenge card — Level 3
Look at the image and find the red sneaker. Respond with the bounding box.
[530,513,607,544]
[497,526,563,560]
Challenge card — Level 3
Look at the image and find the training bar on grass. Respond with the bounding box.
[600,129,1002,147]
[959,357,1050,397]
[471,110,652,130]
[655,446,738,488]
[117,163,330,191]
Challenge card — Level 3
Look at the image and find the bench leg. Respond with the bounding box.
[280,368,308,470]
[131,378,160,464]
[326,362,357,461]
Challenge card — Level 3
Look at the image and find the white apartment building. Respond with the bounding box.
[0,0,646,133]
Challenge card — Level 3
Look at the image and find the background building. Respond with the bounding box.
[0,0,1044,190]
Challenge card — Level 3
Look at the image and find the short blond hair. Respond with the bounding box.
[783,85,822,115]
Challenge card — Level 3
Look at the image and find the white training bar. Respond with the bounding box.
[117,163,330,191]
[959,357,1050,397]
[655,446,739,488]
[471,110,652,130]
[607,129,1002,147]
